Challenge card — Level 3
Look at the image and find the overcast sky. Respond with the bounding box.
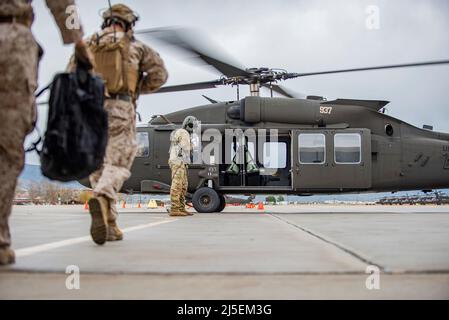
[26,0,449,164]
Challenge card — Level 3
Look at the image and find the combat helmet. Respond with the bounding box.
[102,4,139,28]
[182,116,199,132]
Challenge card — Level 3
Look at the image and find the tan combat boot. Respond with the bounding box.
[0,246,15,265]
[107,221,124,241]
[88,196,109,245]
[169,209,188,217]
[180,208,194,216]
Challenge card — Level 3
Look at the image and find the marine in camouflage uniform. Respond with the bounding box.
[0,0,87,265]
[78,4,168,244]
[168,116,197,217]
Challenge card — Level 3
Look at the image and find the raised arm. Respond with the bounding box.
[138,43,169,94]
[45,0,84,44]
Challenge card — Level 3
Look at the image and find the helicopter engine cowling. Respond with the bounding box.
[239,96,320,124]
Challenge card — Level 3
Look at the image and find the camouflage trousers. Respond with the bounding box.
[169,163,188,211]
[89,98,137,223]
[0,24,39,248]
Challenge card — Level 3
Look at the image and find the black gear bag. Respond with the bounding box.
[40,68,108,182]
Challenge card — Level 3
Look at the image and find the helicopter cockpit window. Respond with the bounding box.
[135,132,150,157]
[334,133,361,164]
[263,142,287,168]
[298,134,326,164]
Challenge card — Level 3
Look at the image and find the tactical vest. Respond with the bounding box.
[88,31,139,97]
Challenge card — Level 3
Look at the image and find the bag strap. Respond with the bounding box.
[120,35,131,95]
[35,82,51,98]
[25,82,53,154]
[25,125,43,154]
[25,133,42,154]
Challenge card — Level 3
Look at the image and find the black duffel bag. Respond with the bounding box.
[40,68,108,181]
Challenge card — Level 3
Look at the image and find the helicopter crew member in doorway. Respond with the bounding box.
[0,0,93,265]
[69,3,168,245]
[168,116,198,217]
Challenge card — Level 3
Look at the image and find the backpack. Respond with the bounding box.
[39,68,108,182]
[88,31,139,97]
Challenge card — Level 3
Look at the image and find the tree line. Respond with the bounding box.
[16,181,92,205]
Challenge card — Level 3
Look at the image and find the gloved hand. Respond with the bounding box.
[75,40,95,70]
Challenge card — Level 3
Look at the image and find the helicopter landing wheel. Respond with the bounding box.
[217,194,226,213]
[192,187,220,213]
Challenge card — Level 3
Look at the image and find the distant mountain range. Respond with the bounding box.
[19,164,84,189]
[19,164,448,202]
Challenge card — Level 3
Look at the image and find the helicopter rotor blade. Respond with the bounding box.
[136,27,250,78]
[293,59,449,78]
[156,79,224,94]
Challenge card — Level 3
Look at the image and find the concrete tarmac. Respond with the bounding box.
[1,204,448,299]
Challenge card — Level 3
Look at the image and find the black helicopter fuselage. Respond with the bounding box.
[108,96,449,197]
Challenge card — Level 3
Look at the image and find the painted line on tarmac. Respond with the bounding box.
[15,219,177,258]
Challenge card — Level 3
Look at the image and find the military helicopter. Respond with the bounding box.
[85,27,449,213]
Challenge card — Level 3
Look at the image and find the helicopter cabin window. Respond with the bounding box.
[263,142,287,168]
[298,134,326,164]
[334,133,361,164]
[135,132,150,157]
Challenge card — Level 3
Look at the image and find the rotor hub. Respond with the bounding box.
[224,68,291,86]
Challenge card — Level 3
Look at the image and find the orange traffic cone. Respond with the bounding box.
[258,202,264,210]
[84,201,89,211]
[137,202,141,209]
[122,201,126,209]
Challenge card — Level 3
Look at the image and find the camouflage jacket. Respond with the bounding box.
[0,0,83,44]
[169,129,192,165]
